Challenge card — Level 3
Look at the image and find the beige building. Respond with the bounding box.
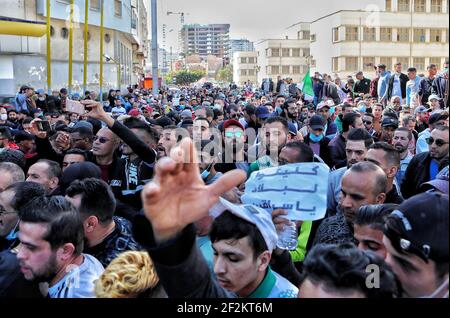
[0,0,149,94]
[255,23,311,85]
[233,51,258,86]
[308,0,449,78]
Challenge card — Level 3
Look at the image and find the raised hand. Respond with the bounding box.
[141,138,247,243]
[82,100,114,127]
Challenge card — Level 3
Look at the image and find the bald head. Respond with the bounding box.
[347,161,387,196]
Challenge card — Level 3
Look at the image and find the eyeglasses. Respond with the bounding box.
[225,131,244,138]
[93,136,110,144]
[363,120,373,125]
[426,137,449,147]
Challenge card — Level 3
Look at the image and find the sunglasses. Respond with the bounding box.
[225,131,244,138]
[363,120,373,125]
[426,137,449,147]
[93,136,110,144]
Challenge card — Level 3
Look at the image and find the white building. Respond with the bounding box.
[0,0,149,95]
[230,39,254,58]
[233,51,258,86]
[255,23,311,85]
[308,0,449,78]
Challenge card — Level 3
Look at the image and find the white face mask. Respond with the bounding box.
[38,97,46,101]
[0,114,7,121]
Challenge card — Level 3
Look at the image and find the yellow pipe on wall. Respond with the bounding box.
[99,0,104,101]
[0,20,46,37]
[68,0,74,94]
[46,0,51,93]
[83,0,89,92]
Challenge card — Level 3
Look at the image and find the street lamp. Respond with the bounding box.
[104,54,121,90]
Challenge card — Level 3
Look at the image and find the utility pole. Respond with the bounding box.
[151,0,159,95]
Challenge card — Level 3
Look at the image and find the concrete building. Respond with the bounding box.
[180,24,230,59]
[230,38,254,58]
[255,23,311,85]
[0,0,149,95]
[307,0,449,78]
[233,51,258,86]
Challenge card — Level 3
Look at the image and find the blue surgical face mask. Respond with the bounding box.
[309,133,324,143]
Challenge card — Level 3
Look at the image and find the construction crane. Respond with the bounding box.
[167,11,188,25]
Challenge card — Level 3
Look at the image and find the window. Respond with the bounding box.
[413,57,425,70]
[386,0,392,11]
[248,69,255,76]
[270,66,280,75]
[346,26,359,41]
[282,65,290,74]
[332,57,339,72]
[430,29,442,42]
[430,57,442,67]
[282,48,290,57]
[248,57,256,64]
[380,57,393,69]
[345,57,358,71]
[363,57,376,71]
[240,69,248,76]
[414,0,426,12]
[397,28,410,42]
[298,31,310,40]
[271,48,280,57]
[90,0,100,10]
[333,27,340,42]
[292,48,300,57]
[310,34,316,42]
[380,28,392,41]
[240,57,247,64]
[293,66,301,74]
[414,29,426,42]
[397,57,410,69]
[364,27,376,41]
[398,0,410,12]
[105,33,111,43]
[431,0,442,13]
[61,27,69,39]
[114,0,122,17]
[303,48,310,57]
[50,26,55,37]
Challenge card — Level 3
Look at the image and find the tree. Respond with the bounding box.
[165,70,206,86]
[216,65,233,84]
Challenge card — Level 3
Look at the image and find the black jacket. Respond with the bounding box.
[387,73,409,100]
[303,134,333,168]
[401,152,433,199]
[107,120,157,212]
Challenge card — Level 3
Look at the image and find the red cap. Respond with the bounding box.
[129,109,140,117]
[141,105,153,114]
[223,119,244,131]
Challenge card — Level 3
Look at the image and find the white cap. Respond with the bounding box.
[209,198,278,252]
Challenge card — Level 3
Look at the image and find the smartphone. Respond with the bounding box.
[66,100,86,115]
[36,120,52,132]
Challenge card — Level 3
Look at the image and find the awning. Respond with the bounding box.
[0,16,46,37]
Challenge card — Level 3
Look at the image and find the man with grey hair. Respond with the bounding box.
[314,161,387,246]
[0,162,25,193]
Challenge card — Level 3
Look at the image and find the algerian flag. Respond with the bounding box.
[299,70,314,101]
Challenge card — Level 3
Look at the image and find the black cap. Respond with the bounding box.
[60,88,68,94]
[309,115,326,130]
[384,193,449,263]
[381,117,399,128]
[429,112,449,126]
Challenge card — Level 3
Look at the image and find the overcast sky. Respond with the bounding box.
[148,0,385,51]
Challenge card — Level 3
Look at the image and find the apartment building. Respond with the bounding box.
[180,24,230,59]
[308,0,449,78]
[0,0,149,94]
[232,51,258,86]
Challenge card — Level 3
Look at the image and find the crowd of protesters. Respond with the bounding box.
[0,60,448,299]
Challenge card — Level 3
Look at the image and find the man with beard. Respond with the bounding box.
[402,126,449,199]
[215,120,249,174]
[15,196,104,298]
[327,128,374,216]
[393,128,414,186]
[281,98,300,131]
[314,161,387,246]
[157,125,178,159]
[247,117,291,177]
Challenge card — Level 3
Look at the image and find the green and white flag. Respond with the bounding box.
[299,70,314,101]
